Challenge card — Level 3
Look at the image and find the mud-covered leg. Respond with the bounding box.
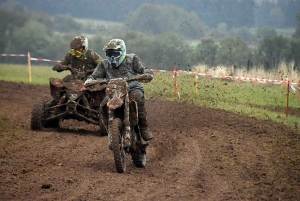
[129,90,153,141]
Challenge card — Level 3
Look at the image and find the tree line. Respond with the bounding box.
[0,4,300,72]
[17,0,300,29]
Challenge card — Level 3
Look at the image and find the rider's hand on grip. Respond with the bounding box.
[84,78,93,85]
[141,73,153,83]
[53,64,67,72]
[84,79,99,86]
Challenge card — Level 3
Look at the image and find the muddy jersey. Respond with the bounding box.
[53,49,102,76]
[87,53,153,93]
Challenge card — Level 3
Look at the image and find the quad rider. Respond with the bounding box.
[53,35,103,82]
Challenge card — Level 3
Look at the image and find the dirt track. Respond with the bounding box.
[0,80,300,201]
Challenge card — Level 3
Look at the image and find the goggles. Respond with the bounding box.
[71,49,83,58]
[105,51,121,58]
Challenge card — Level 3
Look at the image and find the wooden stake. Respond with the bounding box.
[28,52,32,83]
[286,81,290,118]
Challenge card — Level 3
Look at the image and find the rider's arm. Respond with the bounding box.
[91,50,103,66]
[85,61,106,84]
[132,55,153,76]
[52,53,71,72]
[85,50,103,75]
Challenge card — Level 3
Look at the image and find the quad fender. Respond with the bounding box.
[89,90,106,107]
[49,78,64,100]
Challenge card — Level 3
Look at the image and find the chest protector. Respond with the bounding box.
[104,53,137,80]
[69,50,96,73]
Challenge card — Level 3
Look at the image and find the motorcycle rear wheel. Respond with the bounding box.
[111,118,126,173]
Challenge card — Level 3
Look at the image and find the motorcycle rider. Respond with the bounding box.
[84,39,154,142]
[53,35,103,82]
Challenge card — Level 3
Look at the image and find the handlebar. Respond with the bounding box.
[83,74,153,89]
[113,74,153,83]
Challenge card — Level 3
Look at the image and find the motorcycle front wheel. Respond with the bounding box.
[111,118,126,173]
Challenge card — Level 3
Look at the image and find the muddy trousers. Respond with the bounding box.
[129,89,153,141]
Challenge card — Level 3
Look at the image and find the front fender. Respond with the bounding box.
[107,96,124,109]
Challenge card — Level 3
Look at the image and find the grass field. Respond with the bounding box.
[0,64,69,85]
[1,64,299,130]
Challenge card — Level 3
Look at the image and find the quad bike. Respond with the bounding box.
[100,74,153,173]
[30,66,107,135]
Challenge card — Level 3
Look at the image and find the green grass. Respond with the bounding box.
[143,72,300,129]
[0,64,299,130]
[0,64,69,85]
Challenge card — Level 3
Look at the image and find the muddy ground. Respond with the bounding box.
[0,80,299,201]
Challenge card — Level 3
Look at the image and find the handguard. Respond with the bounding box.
[127,74,153,83]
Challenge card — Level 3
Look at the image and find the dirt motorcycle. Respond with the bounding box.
[30,65,107,135]
[100,74,153,173]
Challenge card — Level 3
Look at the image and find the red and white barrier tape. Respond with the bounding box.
[30,57,60,63]
[289,83,300,101]
[0,53,298,85]
[152,69,173,73]
[155,70,298,85]
[0,54,26,57]
[0,53,60,63]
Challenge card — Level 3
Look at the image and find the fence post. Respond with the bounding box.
[194,72,198,93]
[27,52,32,83]
[173,66,180,99]
[286,81,290,118]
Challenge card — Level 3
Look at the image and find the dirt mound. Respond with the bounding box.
[0,80,299,201]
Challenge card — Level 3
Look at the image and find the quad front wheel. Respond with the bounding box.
[31,98,60,131]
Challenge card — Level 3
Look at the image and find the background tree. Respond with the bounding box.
[254,26,277,44]
[88,35,106,58]
[53,14,81,33]
[282,38,300,69]
[258,35,289,70]
[229,27,254,43]
[0,7,27,53]
[5,20,53,59]
[193,38,218,67]
[215,36,253,68]
[124,4,206,39]
[294,12,300,39]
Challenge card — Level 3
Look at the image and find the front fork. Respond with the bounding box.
[107,94,131,148]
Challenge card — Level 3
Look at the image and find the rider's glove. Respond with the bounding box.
[53,64,68,72]
[84,78,94,85]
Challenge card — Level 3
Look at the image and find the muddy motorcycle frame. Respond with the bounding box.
[31,66,107,134]
[100,74,153,173]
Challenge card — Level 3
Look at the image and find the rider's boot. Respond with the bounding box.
[138,111,154,141]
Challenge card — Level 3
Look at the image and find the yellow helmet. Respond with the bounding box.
[70,36,88,59]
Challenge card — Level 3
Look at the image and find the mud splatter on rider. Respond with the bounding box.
[84,39,154,142]
[52,36,102,82]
